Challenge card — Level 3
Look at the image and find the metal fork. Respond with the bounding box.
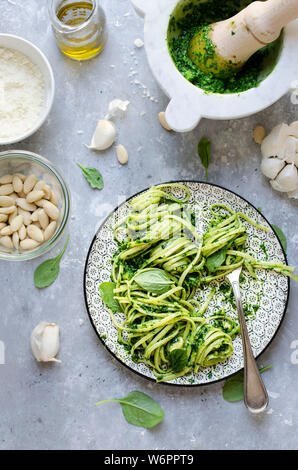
[226,266,269,414]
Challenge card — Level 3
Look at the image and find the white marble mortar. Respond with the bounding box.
[131,0,298,132]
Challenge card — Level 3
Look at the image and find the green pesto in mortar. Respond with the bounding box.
[167,0,283,94]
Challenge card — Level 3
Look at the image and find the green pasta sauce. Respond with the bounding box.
[167,0,283,94]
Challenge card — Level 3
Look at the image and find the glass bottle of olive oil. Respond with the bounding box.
[48,0,107,60]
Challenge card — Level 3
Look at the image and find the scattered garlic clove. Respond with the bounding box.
[116,144,128,165]
[105,100,130,120]
[87,120,116,151]
[273,164,298,192]
[261,157,285,180]
[30,322,61,363]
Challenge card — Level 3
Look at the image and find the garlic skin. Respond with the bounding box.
[260,121,298,199]
[30,322,61,363]
[87,120,116,151]
[105,100,130,120]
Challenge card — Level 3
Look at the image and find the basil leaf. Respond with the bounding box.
[206,246,229,273]
[271,224,287,254]
[95,391,165,428]
[134,269,173,295]
[99,282,121,312]
[198,137,211,182]
[77,163,104,190]
[34,235,69,288]
[223,364,272,402]
[169,348,188,372]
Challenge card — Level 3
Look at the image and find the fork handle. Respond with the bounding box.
[230,280,269,413]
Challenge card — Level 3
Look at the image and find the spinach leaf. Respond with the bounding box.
[223,364,272,402]
[134,269,173,295]
[198,137,211,182]
[206,245,229,273]
[271,224,287,254]
[34,235,69,288]
[99,282,121,312]
[169,348,188,372]
[77,163,104,190]
[95,391,164,428]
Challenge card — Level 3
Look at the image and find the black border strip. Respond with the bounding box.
[83,180,290,388]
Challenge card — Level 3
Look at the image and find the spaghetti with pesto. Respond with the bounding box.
[99,184,295,382]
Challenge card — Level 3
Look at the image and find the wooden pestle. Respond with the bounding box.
[188,0,298,77]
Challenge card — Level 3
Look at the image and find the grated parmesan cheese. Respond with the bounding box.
[0,47,45,140]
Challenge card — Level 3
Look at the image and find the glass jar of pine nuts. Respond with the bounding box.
[47,0,108,61]
[0,151,71,261]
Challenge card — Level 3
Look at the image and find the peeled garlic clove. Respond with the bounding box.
[87,120,116,151]
[273,164,298,192]
[261,157,285,180]
[30,322,61,363]
[261,123,290,159]
[105,99,130,120]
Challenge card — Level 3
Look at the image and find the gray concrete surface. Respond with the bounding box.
[0,0,297,450]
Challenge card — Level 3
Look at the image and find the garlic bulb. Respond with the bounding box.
[105,99,130,120]
[30,322,61,363]
[87,120,116,151]
[260,121,298,198]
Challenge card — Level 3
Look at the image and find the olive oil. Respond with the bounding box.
[53,0,107,60]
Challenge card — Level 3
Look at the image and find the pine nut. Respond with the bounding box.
[14,173,26,182]
[8,208,18,224]
[12,175,23,194]
[18,208,32,226]
[0,174,13,184]
[23,175,38,194]
[38,209,49,230]
[0,205,16,215]
[26,190,45,204]
[18,225,26,241]
[116,145,129,165]
[10,215,23,232]
[42,200,59,220]
[20,238,40,250]
[0,223,6,230]
[31,209,42,222]
[17,198,37,212]
[0,236,13,249]
[0,184,14,196]
[43,184,52,200]
[44,221,57,241]
[27,224,44,243]
[34,180,46,192]
[0,214,8,222]
[0,196,15,207]
[12,232,19,250]
[1,226,12,236]
[50,190,58,206]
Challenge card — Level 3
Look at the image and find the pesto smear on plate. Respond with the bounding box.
[167,0,282,94]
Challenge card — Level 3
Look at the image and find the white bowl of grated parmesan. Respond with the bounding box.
[0,34,55,145]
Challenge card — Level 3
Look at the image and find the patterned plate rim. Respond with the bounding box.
[83,180,290,387]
